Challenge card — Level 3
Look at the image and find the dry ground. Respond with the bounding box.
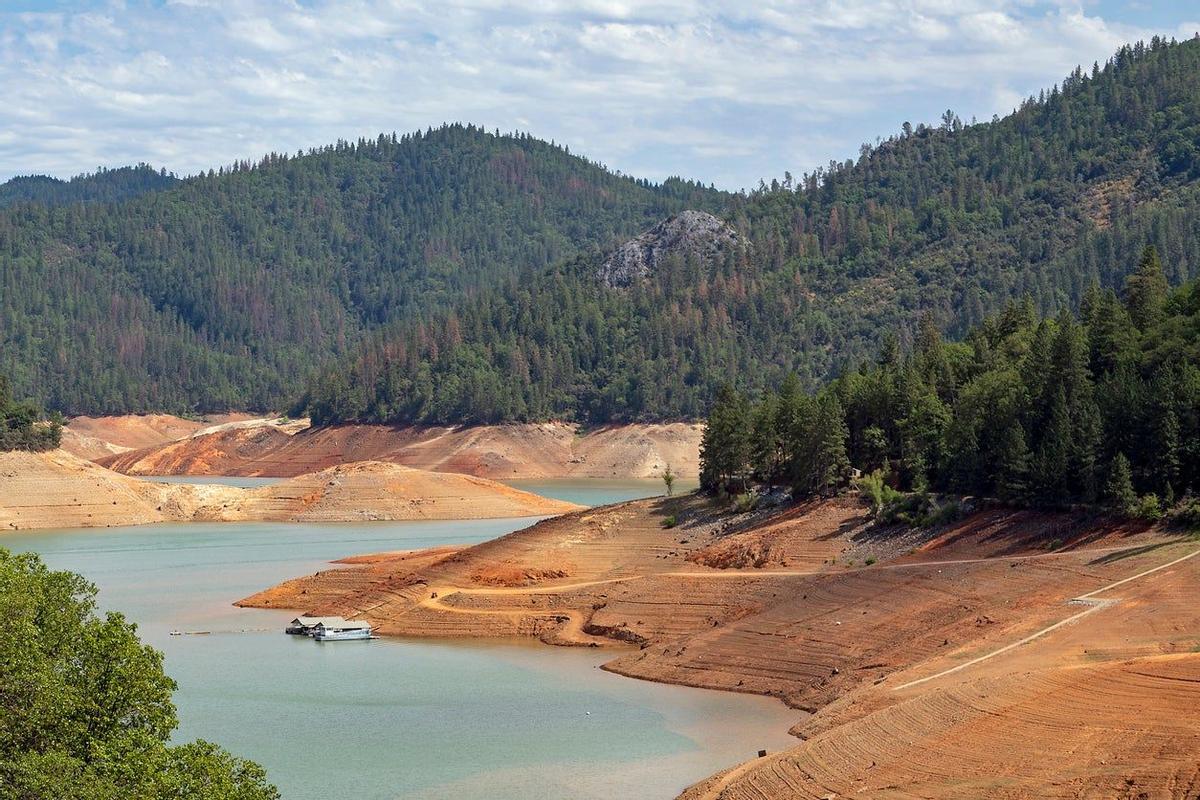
[242,493,1200,799]
[0,451,577,530]
[95,419,701,479]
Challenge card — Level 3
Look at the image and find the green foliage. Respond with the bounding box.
[1125,246,1170,331]
[0,548,278,800]
[734,493,759,513]
[0,165,175,209]
[855,468,902,516]
[699,384,752,492]
[699,259,1200,513]
[304,37,1200,427]
[0,374,61,452]
[661,514,678,529]
[1134,493,1164,521]
[1106,453,1138,515]
[1171,499,1200,529]
[661,464,676,496]
[0,124,722,415]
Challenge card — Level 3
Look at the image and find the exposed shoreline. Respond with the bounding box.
[71,415,701,480]
[240,493,1200,799]
[0,450,580,531]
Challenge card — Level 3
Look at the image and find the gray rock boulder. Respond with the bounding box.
[599,210,741,287]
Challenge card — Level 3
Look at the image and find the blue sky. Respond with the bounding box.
[1,1,1197,190]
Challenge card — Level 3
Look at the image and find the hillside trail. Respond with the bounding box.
[689,541,1200,800]
[894,543,1200,690]
[390,541,1192,652]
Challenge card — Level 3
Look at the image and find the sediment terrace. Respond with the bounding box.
[0,451,578,530]
[243,493,1200,799]
[89,417,701,479]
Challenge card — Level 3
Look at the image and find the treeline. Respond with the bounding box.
[0,165,176,210]
[0,374,61,452]
[305,37,1200,427]
[0,124,723,414]
[700,246,1200,518]
[8,39,1200,421]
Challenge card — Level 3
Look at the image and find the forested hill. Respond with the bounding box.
[0,165,177,209]
[302,36,1200,426]
[0,124,725,413]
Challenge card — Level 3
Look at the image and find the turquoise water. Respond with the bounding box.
[3,484,797,800]
[504,478,696,507]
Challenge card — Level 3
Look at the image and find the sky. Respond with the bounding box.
[1,1,1198,190]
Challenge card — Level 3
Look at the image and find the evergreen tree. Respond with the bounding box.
[807,393,851,496]
[749,392,781,484]
[1125,245,1169,331]
[1105,452,1137,514]
[995,423,1032,502]
[699,385,751,492]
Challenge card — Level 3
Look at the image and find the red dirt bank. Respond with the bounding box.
[242,495,1200,799]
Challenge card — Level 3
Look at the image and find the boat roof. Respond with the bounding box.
[292,615,350,626]
[313,620,371,630]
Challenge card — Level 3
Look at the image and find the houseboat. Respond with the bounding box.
[312,619,373,641]
[285,615,349,636]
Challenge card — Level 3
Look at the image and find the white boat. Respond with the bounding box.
[311,620,373,641]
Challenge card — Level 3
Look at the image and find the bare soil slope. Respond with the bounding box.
[97,421,702,479]
[0,452,577,530]
[243,494,1200,799]
[60,412,261,460]
[210,462,581,522]
[0,449,237,529]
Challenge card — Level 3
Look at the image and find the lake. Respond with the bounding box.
[3,481,797,800]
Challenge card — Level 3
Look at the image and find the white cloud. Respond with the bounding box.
[0,0,1181,189]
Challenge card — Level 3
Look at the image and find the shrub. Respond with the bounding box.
[855,469,902,516]
[1135,493,1163,522]
[864,556,876,566]
[1171,499,1200,530]
[661,515,678,529]
[735,493,759,513]
[714,486,732,508]
[926,500,962,527]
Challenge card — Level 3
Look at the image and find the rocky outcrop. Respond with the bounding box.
[599,210,741,287]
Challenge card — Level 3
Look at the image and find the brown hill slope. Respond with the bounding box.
[0,452,578,530]
[97,421,702,479]
[59,412,267,460]
[242,494,1200,799]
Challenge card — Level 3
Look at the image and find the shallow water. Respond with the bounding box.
[504,478,697,507]
[3,484,797,800]
[136,474,283,488]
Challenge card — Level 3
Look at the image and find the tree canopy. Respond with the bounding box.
[304,36,1200,427]
[0,374,60,452]
[0,548,279,800]
[6,39,1200,426]
[700,247,1200,518]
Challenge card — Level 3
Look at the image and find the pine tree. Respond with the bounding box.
[807,393,851,496]
[995,422,1032,502]
[1124,245,1169,331]
[749,392,781,484]
[699,384,751,492]
[1105,452,1137,514]
[1034,388,1072,502]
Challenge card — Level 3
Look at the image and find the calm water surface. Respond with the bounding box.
[137,475,283,488]
[4,482,797,800]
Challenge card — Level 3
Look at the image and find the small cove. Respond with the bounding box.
[4,481,798,800]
